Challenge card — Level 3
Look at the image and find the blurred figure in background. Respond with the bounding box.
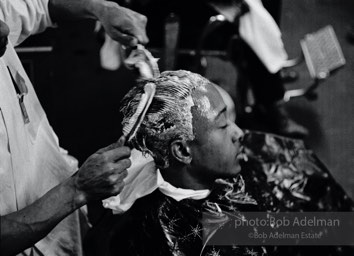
[206,0,307,137]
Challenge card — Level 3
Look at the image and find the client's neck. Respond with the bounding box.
[160,166,213,190]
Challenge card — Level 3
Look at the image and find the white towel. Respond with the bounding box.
[99,33,122,71]
[239,0,288,73]
[102,149,210,214]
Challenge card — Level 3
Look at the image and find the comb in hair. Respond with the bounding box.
[121,44,159,142]
[123,83,156,142]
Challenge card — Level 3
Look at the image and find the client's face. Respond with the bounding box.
[189,83,244,180]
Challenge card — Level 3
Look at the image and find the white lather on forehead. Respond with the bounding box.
[194,95,217,121]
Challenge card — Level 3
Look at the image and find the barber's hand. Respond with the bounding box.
[0,20,9,57]
[74,136,131,202]
[96,1,148,47]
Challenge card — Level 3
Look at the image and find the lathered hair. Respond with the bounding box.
[121,70,211,168]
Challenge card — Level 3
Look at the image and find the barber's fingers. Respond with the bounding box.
[116,135,126,147]
[111,181,125,195]
[100,3,149,46]
[90,180,125,197]
[100,146,131,163]
[93,136,130,168]
[109,30,141,47]
[108,169,128,184]
[112,10,148,45]
[130,13,149,44]
[106,158,132,173]
[99,169,127,196]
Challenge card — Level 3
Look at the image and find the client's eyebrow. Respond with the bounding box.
[214,106,227,121]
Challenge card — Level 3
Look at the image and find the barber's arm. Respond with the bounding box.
[0,136,131,256]
[48,0,148,46]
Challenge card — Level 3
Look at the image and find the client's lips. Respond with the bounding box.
[235,146,248,162]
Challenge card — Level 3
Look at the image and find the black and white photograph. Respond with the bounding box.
[1,0,354,255]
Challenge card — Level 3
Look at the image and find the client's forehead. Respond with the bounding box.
[192,83,225,121]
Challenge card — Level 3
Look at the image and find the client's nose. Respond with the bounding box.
[231,122,244,144]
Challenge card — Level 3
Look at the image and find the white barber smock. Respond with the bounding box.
[0,0,82,255]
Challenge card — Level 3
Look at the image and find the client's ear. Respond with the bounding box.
[170,140,192,165]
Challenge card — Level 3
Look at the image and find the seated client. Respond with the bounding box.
[85,70,354,256]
